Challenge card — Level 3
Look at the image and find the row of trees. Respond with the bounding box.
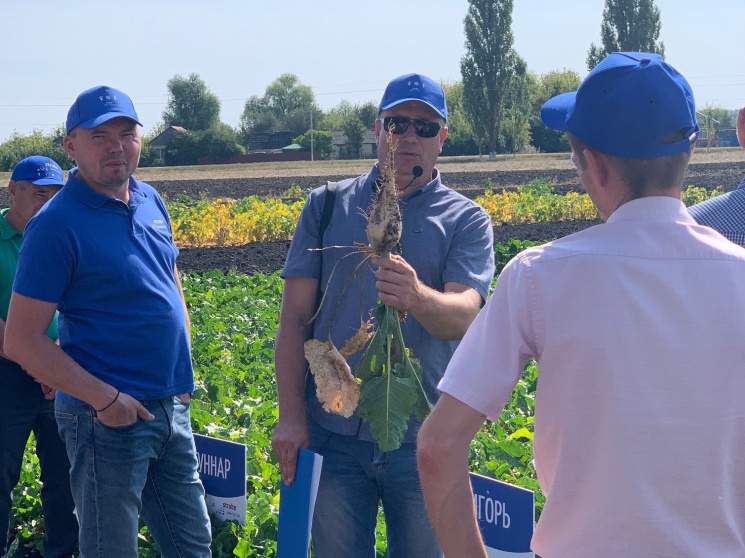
[0,128,161,172]
[156,72,379,164]
[157,0,671,163]
[459,0,668,160]
[0,0,733,170]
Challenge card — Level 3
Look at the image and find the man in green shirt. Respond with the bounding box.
[0,156,77,558]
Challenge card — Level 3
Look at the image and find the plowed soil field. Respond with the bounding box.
[16,151,744,275]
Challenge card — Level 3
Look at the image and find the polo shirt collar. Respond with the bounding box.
[367,163,442,199]
[0,208,21,240]
[66,168,148,209]
[607,196,693,225]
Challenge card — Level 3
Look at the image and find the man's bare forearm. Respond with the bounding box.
[410,284,482,340]
[274,277,318,419]
[418,393,489,557]
[275,319,311,419]
[5,292,117,410]
[6,332,117,410]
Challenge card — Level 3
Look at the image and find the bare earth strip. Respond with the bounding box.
[132,148,745,182]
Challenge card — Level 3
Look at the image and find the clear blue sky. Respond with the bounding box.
[1,0,742,141]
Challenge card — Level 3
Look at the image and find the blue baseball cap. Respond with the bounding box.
[541,52,699,159]
[378,73,447,121]
[66,85,142,134]
[10,156,64,186]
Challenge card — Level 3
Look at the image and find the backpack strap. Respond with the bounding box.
[314,181,338,319]
[319,181,338,240]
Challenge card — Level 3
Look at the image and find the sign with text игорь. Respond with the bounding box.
[470,473,535,558]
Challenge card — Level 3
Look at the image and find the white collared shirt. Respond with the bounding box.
[441,196,745,557]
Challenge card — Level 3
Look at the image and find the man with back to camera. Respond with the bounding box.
[417,52,745,557]
[3,86,212,557]
[272,73,495,557]
[0,156,77,558]
[689,105,745,246]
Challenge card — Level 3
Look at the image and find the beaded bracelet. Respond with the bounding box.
[95,389,120,413]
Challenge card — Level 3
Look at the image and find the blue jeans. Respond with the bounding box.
[0,360,77,558]
[55,396,211,558]
[308,417,442,558]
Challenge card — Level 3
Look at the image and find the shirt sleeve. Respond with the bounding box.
[438,254,537,420]
[442,204,495,302]
[281,185,325,280]
[13,212,75,304]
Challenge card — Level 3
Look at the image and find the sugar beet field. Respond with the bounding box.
[8,150,745,557]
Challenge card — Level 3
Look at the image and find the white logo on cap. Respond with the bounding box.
[35,162,57,177]
[407,80,421,91]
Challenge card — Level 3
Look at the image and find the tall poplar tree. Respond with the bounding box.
[460,0,525,160]
[587,0,665,70]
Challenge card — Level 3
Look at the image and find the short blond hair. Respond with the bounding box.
[568,133,692,198]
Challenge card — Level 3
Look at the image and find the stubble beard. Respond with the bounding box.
[100,159,135,188]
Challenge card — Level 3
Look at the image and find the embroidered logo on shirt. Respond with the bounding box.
[152,218,168,231]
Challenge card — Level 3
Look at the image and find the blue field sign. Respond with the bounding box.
[194,433,247,525]
[470,472,535,557]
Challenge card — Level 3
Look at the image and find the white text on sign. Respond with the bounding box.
[198,452,231,479]
[473,494,511,528]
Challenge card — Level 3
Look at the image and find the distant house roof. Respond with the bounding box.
[281,143,302,150]
[147,125,188,148]
[248,131,295,151]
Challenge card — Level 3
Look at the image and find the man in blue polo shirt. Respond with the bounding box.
[272,73,494,557]
[0,156,77,558]
[4,87,211,557]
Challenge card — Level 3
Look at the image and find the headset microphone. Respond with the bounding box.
[402,166,424,190]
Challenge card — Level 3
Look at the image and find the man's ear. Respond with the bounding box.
[439,125,448,148]
[63,135,75,159]
[8,180,17,199]
[583,148,610,188]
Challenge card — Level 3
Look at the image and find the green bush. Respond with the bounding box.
[0,128,73,172]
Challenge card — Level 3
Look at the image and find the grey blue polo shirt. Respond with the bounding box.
[283,163,495,441]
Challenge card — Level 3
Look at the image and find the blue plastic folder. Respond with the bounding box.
[277,448,323,558]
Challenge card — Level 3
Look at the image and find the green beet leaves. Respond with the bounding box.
[355,303,431,451]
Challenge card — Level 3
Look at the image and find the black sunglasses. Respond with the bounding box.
[379,116,443,138]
